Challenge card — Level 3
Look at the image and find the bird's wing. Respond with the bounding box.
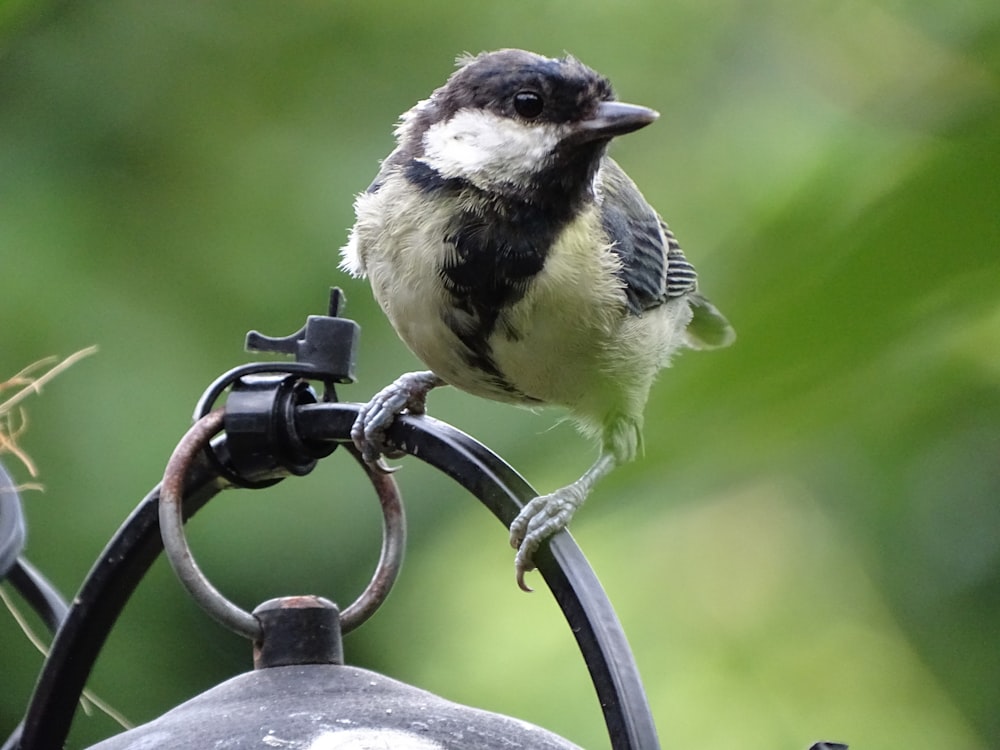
[597,159,697,313]
[598,159,734,347]
[365,146,408,194]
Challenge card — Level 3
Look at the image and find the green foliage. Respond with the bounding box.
[1,1,997,748]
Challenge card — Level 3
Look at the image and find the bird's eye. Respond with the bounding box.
[513,91,544,119]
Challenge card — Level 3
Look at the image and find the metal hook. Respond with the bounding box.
[158,409,406,641]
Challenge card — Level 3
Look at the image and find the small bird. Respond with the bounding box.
[340,49,733,590]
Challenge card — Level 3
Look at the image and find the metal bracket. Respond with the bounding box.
[245,287,359,383]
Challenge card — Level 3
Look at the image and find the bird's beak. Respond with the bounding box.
[571,101,659,142]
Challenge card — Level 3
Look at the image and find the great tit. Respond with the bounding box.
[340,49,733,590]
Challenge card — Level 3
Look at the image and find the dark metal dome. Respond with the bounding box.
[88,663,583,750]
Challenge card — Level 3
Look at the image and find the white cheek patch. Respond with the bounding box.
[420,109,562,187]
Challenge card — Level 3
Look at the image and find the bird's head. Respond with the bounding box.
[398,49,658,197]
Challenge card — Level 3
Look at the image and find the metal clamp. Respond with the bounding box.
[158,409,405,641]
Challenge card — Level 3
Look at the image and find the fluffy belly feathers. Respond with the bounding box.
[345,185,685,419]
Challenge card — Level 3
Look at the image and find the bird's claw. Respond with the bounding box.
[509,485,585,592]
[351,371,442,469]
[372,457,401,475]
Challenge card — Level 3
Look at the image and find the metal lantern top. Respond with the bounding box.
[87,596,583,750]
[7,290,847,750]
[89,664,584,750]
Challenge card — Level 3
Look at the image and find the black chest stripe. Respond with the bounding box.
[403,158,586,393]
[440,204,553,388]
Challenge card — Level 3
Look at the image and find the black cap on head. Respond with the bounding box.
[434,49,616,126]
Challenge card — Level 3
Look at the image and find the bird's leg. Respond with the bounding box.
[351,370,445,470]
[509,452,617,591]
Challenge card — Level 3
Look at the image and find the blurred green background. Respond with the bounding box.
[2,1,998,748]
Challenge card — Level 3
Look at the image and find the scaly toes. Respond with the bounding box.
[350,395,399,466]
[509,487,584,591]
[351,372,441,468]
[508,495,545,549]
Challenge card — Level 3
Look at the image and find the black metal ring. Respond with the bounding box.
[192,364,335,490]
[159,409,405,640]
[192,362,331,423]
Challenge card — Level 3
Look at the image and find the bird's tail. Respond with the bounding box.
[684,293,735,350]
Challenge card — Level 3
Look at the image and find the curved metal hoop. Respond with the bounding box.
[159,409,406,640]
[293,403,662,750]
[20,401,658,750]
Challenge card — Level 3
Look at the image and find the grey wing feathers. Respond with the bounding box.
[661,221,698,299]
[598,159,698,313]
[365,144,411,194]
[599,159,735,349]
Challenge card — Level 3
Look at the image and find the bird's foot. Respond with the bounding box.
[351,371,443,471]
[509,482,587,592]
